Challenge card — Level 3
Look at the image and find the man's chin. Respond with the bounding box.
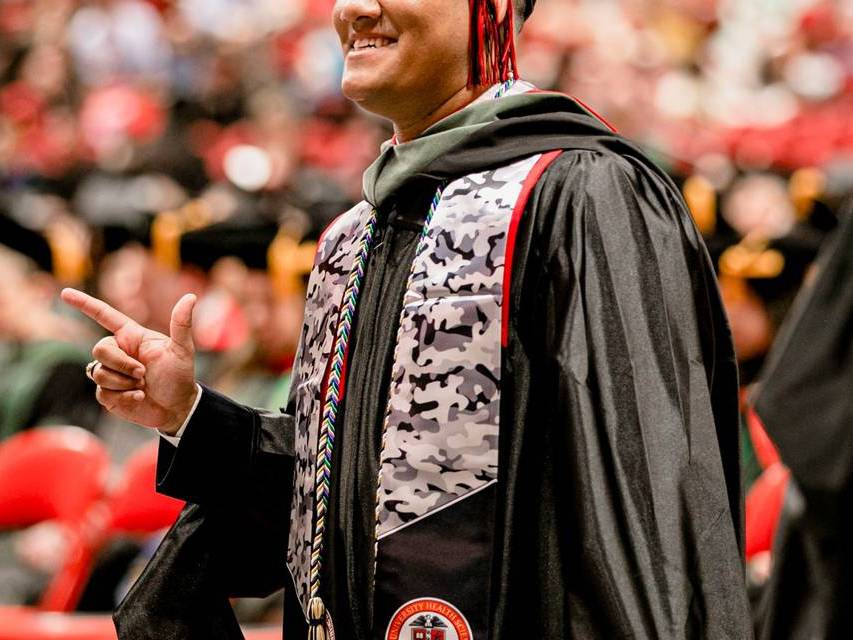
[341,77,390,113]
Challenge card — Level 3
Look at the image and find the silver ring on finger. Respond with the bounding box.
[85,359,101,382]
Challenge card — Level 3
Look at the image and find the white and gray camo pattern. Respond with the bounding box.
[285,153,544,611]
[375,153,543,539]
[285,200,375,613]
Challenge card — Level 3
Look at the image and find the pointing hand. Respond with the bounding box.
[60,288,199,435]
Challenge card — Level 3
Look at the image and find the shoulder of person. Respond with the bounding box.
[533,148,696,247]
[538,147,674,202]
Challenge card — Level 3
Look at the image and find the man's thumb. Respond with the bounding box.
[170,293,197,352]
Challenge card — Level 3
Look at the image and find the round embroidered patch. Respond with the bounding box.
[385,598,473,640]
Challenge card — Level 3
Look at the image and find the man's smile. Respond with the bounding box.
[347,33,398,56]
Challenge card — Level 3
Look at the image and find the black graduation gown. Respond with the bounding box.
[751,203,853,640]
[115,110,751,640]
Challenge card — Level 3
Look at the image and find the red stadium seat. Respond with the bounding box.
[0,608,281,640]
[0,427,110,528]
[105,440,184,533]
[0,607,118,640]
[0,405,269,629]
[41,440,184,612]
[0,427,111,612]
[745,462,790,560]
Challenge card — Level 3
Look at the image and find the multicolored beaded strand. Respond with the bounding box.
[495,76,515,98]
[307,208,378,639]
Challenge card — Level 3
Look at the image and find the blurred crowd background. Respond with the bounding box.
[0,0,851,634]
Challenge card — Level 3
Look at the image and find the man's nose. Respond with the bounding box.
[336,0,382,25]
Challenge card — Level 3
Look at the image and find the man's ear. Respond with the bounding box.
[490,0,511,24]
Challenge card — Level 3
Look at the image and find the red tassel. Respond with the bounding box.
[468,0,519,88]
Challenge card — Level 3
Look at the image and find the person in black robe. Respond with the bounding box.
[61,0,751,637]
[751,201,853,640]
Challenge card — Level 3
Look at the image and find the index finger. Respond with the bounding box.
[61,288,133,334]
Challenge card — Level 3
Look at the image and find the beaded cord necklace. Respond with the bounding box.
[306,78,516,640]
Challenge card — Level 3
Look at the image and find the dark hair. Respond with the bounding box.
[513,0,535,28]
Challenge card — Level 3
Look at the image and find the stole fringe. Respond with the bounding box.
[468,0,519,88]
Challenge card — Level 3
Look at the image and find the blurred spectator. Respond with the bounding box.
[751,201,853,640]
[0,214,101,439]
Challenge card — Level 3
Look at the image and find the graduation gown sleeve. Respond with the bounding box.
[510,150,750,638]
[114,386,297,639]
[155,384,296,507]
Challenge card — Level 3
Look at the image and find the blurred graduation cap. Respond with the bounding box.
[179,216,316,296]
[789,166,838,234]
[0,209,92,284]
[0,211,53,273]
[180,217,279,272]
[712,219,826,384]
[717,226,824,314]
[682,174,718,236]
[750,230,823,306]
[99,214,155,254]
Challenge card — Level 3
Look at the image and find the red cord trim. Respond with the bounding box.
[528,89,618,133]
[317,212,347,248]
[501,150,562,347]
[571,96,618,133]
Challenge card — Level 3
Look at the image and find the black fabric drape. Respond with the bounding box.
[753,203,853,640]
[116,107,750,639]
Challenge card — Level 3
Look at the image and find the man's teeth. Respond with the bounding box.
[352,37,394,51]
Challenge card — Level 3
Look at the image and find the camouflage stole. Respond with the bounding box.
[287,152,560,637]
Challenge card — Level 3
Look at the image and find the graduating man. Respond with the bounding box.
[62,0,752,637]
